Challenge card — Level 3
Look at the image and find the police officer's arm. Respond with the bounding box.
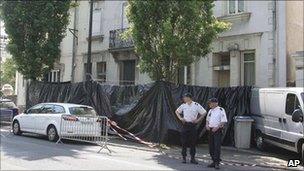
[194,103,207,123]
[175,105,185,122]
[219,108,228,128]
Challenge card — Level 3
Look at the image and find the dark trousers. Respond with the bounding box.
[181,122,197,158]
[208,129,222,163]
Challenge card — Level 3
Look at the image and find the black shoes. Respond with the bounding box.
[190,158,198,164]
[182,157,198,164]
[214,163,220,169]
[207,162,215,168]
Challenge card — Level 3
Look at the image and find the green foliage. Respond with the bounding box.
[1,1,71,80]
[126,0,230,81]
[1,58,17,88]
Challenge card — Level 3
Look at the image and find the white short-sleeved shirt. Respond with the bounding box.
[206,106,228,128]
[177,101,206,122]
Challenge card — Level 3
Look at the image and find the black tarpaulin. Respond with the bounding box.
[26,80,252,145]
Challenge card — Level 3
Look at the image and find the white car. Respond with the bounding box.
[12,103,101,142]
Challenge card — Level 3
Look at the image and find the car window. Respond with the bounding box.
[69,106,96,116]
[0,101,16,109]
[27,104,44,114]
[53,105,65,113]
[40,104,54,114]
[285,93,300,115]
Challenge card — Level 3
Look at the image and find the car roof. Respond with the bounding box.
[37,102,93,108]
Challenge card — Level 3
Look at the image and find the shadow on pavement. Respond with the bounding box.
[0,132,92,161]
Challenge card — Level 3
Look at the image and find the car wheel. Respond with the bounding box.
[12,121,22,135]
[47,125,58,142]
[255,132,265,151]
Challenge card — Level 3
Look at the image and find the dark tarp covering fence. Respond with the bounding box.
[27,80,252,145]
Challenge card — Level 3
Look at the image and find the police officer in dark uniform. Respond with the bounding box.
[206,98,227,169]
[175,93,207,164]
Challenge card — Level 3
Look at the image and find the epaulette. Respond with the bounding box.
[220,107,223,111]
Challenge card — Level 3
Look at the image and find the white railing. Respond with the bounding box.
[56,114,111,153]
[0,109,13,137]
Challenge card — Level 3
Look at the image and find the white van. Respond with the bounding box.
[250,88,304,162]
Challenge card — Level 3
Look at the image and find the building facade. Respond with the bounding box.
[15,0,304,107]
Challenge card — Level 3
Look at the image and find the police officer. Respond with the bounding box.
[175,93,207,164]
[206,98,227,169]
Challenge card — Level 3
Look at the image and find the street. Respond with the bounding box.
[0,132,275,171]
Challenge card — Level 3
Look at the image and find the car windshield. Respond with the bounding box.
[69,106,96,116]
[0,101,16,109]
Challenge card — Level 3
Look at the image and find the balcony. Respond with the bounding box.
[109,28,134,52]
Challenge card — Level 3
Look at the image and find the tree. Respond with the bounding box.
[126,0,229,82]
[1,58,17,88]
[1,1,71,80]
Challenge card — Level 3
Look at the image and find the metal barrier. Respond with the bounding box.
[0,109,13,137]
[56,114,111,153]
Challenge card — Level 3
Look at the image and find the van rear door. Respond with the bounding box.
[281,93,303,150]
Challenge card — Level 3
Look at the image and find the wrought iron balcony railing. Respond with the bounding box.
[109,28,134,51]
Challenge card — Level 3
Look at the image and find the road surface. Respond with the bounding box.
[0,132,277,170]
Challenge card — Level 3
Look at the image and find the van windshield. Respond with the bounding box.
[69,106,97,116]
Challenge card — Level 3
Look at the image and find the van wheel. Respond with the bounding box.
[12,121,22,135]
[47,125,58,142]
[255,133,265,151]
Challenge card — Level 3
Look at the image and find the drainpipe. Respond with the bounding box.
[71,1,78,83]
[272,0,277,87]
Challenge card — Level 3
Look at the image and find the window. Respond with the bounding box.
[285,93,300,115]
[27,104,44,114]
[53,105,65,113]
[69,106,96,116]
[97,62,106,82]
[243,52,255,86]
[229,0,244,14]
[41,104,54,114]
[44,70,60,82]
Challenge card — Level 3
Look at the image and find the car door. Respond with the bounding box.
[35,104,54,134]
[18,104,43,132]
[281,93,304,149]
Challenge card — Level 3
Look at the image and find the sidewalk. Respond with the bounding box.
[109,138,303,171]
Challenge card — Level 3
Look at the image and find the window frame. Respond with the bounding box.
[241,51,255,86]
[228,0,245,15]
[285,93,301,115]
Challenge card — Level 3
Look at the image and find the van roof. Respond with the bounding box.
[253,87,304,93]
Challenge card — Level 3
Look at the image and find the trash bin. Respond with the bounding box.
[234,116,254,149]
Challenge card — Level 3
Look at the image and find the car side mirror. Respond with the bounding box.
[292,109,303,122]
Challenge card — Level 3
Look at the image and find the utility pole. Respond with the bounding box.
[86,0,94,81]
